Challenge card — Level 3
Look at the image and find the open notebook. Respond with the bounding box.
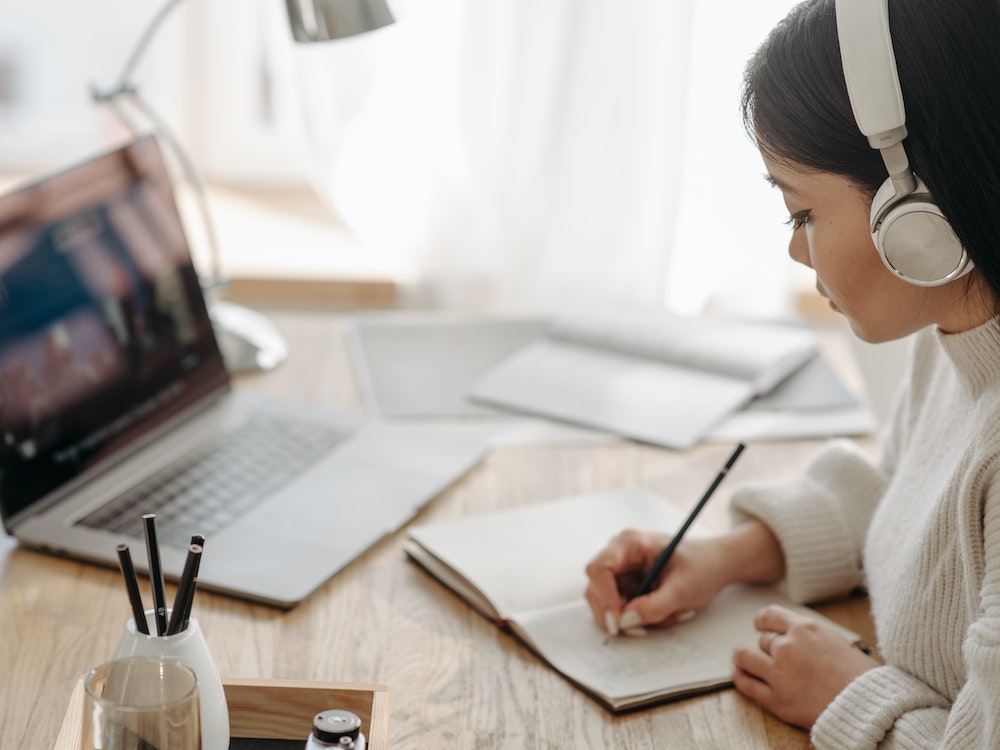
[467,304,821,449]
[406,486,859,711]
[348,309,874,447]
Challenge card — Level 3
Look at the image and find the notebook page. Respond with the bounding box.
[407,488,700,619]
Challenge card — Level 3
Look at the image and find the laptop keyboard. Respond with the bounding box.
[77,413,353,547]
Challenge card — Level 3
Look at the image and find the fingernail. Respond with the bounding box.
[623,627,648,637]
[618,611,642,630]
[676,609,697,624]
[604,610,619,636]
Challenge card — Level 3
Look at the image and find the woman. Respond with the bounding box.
[584,1,1000,747]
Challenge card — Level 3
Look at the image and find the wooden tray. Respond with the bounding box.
[54,676,390,749]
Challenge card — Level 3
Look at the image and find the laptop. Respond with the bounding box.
[0,135,487,607]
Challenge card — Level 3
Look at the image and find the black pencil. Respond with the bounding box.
[142,514,168,636]
[628,443,747,603]
[115,543,150,635]
[166,543,203,635]
[177,544,204,634]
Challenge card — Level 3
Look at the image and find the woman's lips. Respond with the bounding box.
[816,284,839,312]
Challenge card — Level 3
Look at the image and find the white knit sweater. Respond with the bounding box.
[730,318,1000,749]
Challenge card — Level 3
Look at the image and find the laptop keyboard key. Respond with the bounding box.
[76,413,351,545]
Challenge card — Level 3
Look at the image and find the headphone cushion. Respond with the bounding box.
[871,179,971,286]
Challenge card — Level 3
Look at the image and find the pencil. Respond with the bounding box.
[115,543,149,635]
[628,442,747,603]
[176,543,203,634]
[166,543,203,635]
[142,514,168,636]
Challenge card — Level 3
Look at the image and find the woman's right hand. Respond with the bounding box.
[584,530,732,636]
[584,519,786,636]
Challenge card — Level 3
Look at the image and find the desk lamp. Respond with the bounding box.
[92,0,395,372]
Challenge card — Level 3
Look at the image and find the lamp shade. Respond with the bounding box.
[286,0,395,43]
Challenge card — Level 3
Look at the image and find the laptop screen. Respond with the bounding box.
[0,136,229,527]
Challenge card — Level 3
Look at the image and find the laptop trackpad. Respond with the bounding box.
[204,461,436,603]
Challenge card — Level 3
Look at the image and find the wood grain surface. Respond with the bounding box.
[0,310,876,750]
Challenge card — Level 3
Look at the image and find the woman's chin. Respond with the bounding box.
[847,320,908,345]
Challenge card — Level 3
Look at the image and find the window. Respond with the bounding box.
[1,0,812,317]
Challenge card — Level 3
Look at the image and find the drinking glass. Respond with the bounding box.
[82,656,201,750]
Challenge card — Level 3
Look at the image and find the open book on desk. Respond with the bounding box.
[406,487,858,712]
[467,304,820,449]
[347,310,874,445]
[706,353,877,442]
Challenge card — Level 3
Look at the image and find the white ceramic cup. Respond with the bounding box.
[111,609,230,750]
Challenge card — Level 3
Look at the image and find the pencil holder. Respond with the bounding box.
[112,608,229,750]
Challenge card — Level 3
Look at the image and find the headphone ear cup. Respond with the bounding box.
[871,178,972,287]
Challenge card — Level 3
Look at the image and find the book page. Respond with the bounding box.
[409,486,860,710]
[514,598,735,704]
[706,405,876,443]
[746,355,858,412]
[408,488,702,617]
[469,340,755,449]
[511,587,858,706]
[548,304,817,385]
[706,356,876,443]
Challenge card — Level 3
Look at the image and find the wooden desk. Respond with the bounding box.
[0,310,876,749]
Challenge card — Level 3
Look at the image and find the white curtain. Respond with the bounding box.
[292,0,695,313]
[0,0,805,319]
[666,0,807,318]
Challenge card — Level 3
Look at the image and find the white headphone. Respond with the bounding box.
[835,0,972,286]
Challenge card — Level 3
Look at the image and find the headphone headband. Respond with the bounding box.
[835,0,906,146]
[834,0,971,286]
[836,0,914,196]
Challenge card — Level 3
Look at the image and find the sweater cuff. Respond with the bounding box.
[730,441,885,603]
[811,666,950,750]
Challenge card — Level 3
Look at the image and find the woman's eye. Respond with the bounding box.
[784,210,811,231]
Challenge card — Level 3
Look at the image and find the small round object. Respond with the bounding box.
[312,710,362,744]
[760,631,779,655]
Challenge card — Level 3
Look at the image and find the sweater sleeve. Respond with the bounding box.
[729,439,888,603]
[811,480,1000,750]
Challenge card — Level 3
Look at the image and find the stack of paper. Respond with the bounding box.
[467,304,822,449]
[348,305,875,448]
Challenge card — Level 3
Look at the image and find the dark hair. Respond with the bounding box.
[741,0,1000,311]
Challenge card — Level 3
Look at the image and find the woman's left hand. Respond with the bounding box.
[732,604,880,730]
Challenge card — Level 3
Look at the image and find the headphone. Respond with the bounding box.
[835,0,972,286]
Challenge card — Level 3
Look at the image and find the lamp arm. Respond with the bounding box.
[125,92,226,292]
[112,0,188,95]
[91,0,225,293]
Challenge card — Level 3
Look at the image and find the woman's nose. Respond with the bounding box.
[788,233,812,268]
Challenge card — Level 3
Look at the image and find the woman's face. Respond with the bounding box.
[762,154,990,342]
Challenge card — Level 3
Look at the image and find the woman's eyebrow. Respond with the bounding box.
[763,173,798,194]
